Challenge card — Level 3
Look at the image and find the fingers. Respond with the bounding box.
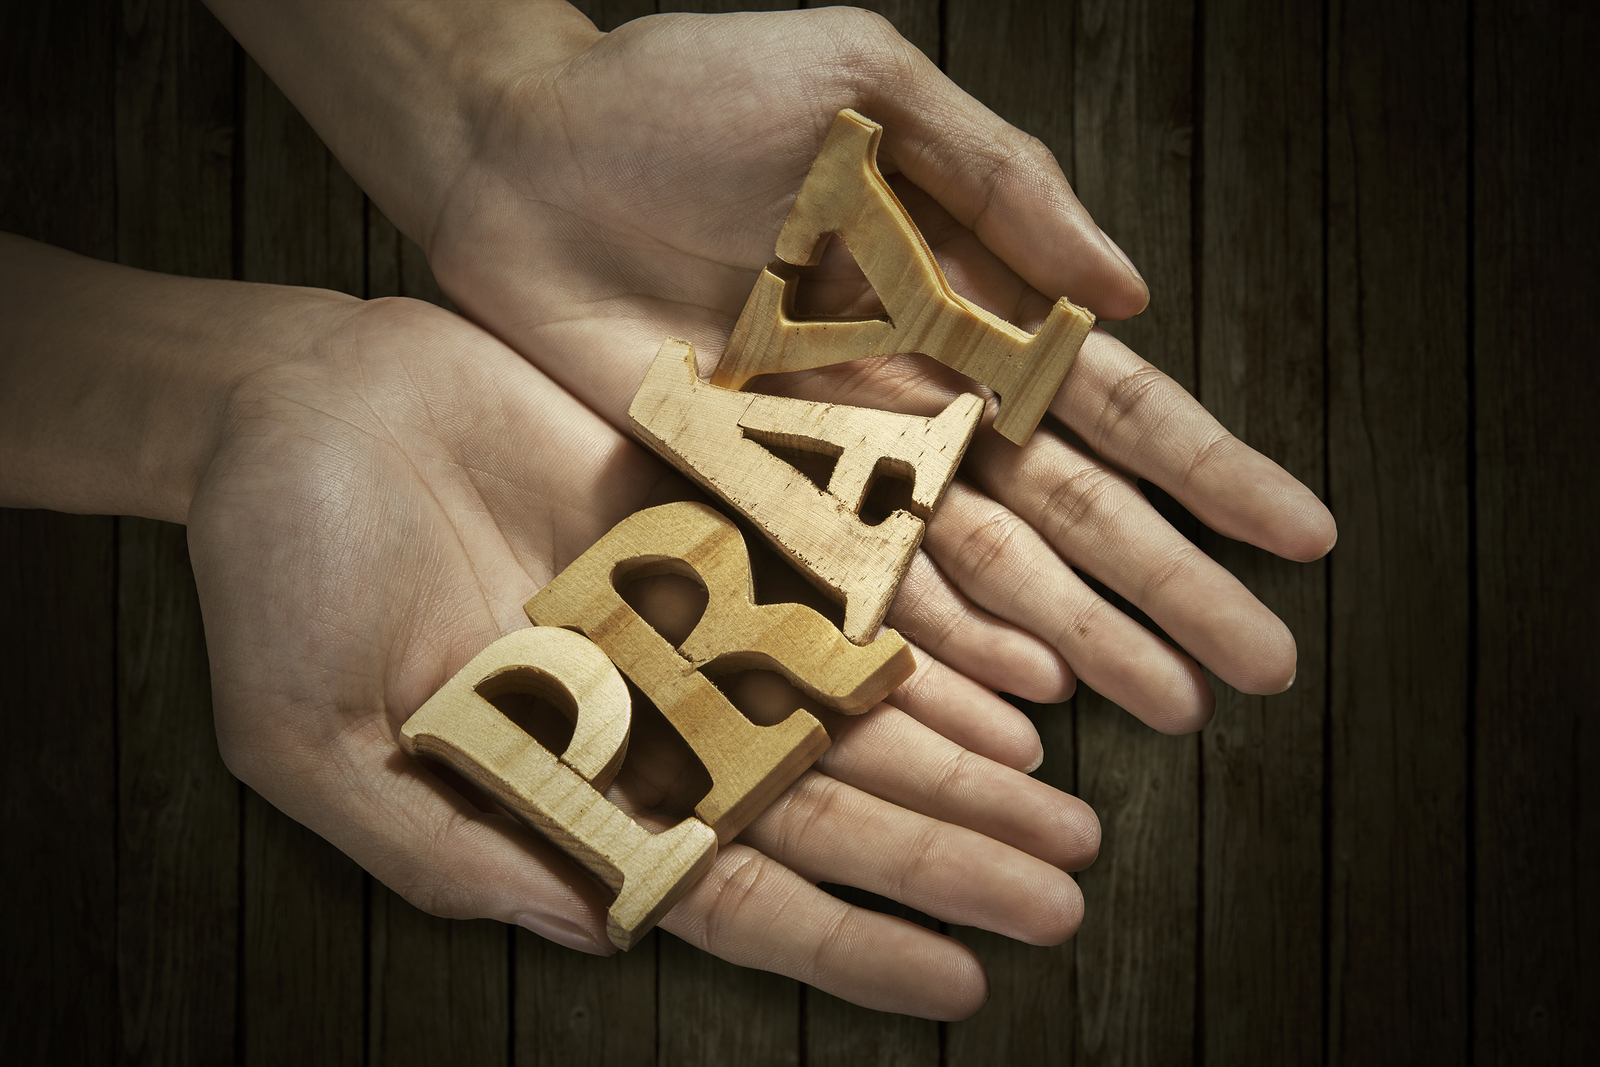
[926,480,1216,733]
[738,770,1084,945]
[964,424,1299,699]
[841,14,1147,320]
[886,548,1075,705]
[888,642,1045,771]
[662,843,989,1020]
[816,703,1099,870]
[1053,329,1338,562]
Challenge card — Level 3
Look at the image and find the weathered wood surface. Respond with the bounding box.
[1473,2,1600,1063]
[633,338,981,643]
[401,625,719,950]
[716,108,1094,446]
[1198,1,1327,1063]
[1326,0,1471,1061]
[0,4,118,1064]
[2,1,1594,1064]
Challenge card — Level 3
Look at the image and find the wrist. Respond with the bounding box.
[0,234,359,522]
[205,0,603,253]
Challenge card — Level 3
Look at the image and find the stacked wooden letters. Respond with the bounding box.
[398,109,1096,950]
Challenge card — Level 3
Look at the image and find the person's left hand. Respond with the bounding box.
[184,289,1096,1019]
[403,7,1334,734]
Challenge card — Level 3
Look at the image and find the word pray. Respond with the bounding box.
[399,110,1095,949]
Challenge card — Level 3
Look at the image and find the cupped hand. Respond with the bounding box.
[423,7,1336,733]
[186,292,1096,1019]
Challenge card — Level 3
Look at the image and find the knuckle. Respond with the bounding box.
[893,821,947,898]
[775,774,849,858]
[952,506,1027,582]
[1044,464,1126,542]
[928,747,980,810]
[1136,547,1194,605]
[702,851,792,949]
[1181,427,1240,487]
[1092,364,1172,454]
[912,582,968,652]
[819,8,915,80]
[973,131,1054,226]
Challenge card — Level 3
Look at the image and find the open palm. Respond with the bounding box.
[419,8,1336,734]
[185,293,1096,1019]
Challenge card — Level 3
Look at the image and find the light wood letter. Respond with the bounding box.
[715,108,1096,446]
[400,626,717,951]
[524,501,915,841]
[631,339,982,643]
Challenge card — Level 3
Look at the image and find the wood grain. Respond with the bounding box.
[566,0,656,34]
[639,7,807,1062]
[6,2,1592,1062]
[1070,0,1201,1062]
[658,934,800,1067]
[369,895,509,1067]
[1326,0,1471,1062]
[401,627,718,950]
[1198,0,1327,1061]
[788,11,943,1058]
[237,56,367,1067]
[0,2,118,1061]
[525,501,914,842]
[805,989,938,1067]
[717,109,1094,446]
[0,511,118,1062]
[1473,1,1600,1061]
[515,929,656,1067]
[655,0,794,12]
[633,338,980,643]
[112,3,242,1062]
[945,703,1079,1067]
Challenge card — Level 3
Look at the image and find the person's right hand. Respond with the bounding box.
[425,8,1337,733]
[201,1,1335,735]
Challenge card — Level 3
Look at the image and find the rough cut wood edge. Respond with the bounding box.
[525,501,914,842]
[632,338,981,643]
[714,108,1095,446]
[399,626,718,951]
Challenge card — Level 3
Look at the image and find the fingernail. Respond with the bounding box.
[1280,667,1297,694]
[1097,226,1145,283]
[516,911,609,954]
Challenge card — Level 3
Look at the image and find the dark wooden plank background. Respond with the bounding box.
[2,1,1594,1064]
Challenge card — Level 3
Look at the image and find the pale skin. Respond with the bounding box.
[205,0,1338,737]
[0,235,1097,1019]
[4,0,1339,1021]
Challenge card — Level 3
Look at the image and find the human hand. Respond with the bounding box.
[182,291,1097,1019]
[382,7,1333,733]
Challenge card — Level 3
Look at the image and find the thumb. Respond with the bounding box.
[227,722,617,954]
[842,18,1149,320]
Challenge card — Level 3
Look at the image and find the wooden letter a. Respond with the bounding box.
[399,626,717,951]
[631,339,982,644]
